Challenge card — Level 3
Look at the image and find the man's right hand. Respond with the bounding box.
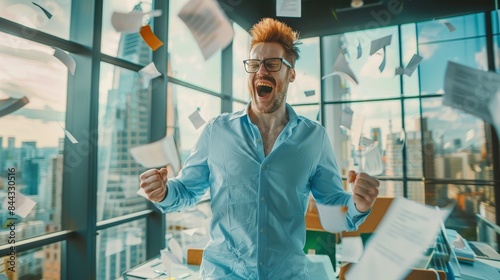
[140,167,168,202]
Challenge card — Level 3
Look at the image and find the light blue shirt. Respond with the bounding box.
[155,103,369,279]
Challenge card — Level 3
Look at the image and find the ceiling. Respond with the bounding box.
[217,0,497,38]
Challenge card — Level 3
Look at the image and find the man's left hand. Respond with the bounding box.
[348,171,380,213]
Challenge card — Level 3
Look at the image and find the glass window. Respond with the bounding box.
[96,219,147,280]
[322,26,401,102]
[232,101,247,112]
[168,0,221,93]
[421,97,492,180]
[419,37,487,95]
[378,180,405,199]
[287,37,320,104]
[0,0,72,39]
[324,101,402,178]
[101,0,153,64]
[232,23,251,102]
[404,99,425,179]
[97,63,150,221]
[417,14,486,44]
[0,32,67,240]
[0,241,63,279]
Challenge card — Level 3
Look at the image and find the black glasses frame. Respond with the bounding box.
[242,57,293,73]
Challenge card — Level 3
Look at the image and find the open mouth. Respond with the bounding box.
[256,82,273,97]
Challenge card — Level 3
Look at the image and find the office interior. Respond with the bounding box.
[0,0,499,279]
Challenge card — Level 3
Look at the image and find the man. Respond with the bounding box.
[140,18,380,279]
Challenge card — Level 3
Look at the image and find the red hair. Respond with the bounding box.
[249,18,301,66]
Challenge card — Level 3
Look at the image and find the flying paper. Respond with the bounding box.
[443,61,500,136]
[129,134,182,173]
[111,10,162,33]
[369,35,392,56]
[140,25,164,51]
[58,122,78,144]
[53,47,76,75]
[378,47,387,72]
[357,39,362,59]
[139,62,162,89]
[359,136,375,147]
[304,90,315,97]
[2,192,37,218]
[178,0,234,60]
[276,0,301,18]
[346,198,442,280]
[0,96,29,117]
[403,54,423,77]
[32,2,52,19]
[340,106,354,130]
[322,52,359,85]
[350,113,365,147]
[188,109,206,129]
[442,21,456,32]
[361,145,384,175]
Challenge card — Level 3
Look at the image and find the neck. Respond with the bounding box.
[248,104,288,131]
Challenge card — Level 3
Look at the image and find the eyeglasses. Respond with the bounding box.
[243,57,293,73]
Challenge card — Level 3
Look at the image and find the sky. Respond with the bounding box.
[0,1,499,152]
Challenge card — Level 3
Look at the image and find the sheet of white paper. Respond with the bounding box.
[136,187,148,199]
[465,129,474,142]
[322,52,359,85]
[345,197,442,280]
[369,35,392,55]
[188,109,206,129]
[359,136,375,147]
[443,61,500,126]
[58,122,78,144]
[350,113,365,147]
[182,228,199,236]
[443,21,456,32]
[0,96,29,117]
[395,66,405,76]
[2,192,37,218]
[111,10,162,33]
[168,238,184,264]
[340,106,354,130]
[357,39,362,59]
[404,54,423,77]
[315,203,347,233]
[361,145,384,175]
[304,90,315,97]
[378,47,387,72]
[53,47,76,75]
[342,237,364,263]
[276,0,301,17]
[178,0,234,60]
[139,62,162,89]
[105,238,124,256]
[125,232,143,246]
[129,134,181,173]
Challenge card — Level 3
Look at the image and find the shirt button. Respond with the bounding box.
[256,139,261,143]
[260,196,264,202]
[259,262,263,266]
[262,165,266,170]
[260,228,264,233]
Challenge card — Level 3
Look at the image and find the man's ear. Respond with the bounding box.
[288,68,296,83]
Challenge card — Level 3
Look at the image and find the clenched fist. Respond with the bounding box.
[348,170,380,213]
[140,167,169,202]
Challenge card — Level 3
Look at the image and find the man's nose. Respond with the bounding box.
[256,62,269,74]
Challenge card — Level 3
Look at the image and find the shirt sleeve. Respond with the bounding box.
[309,129,371,231]
[154,119,213,213]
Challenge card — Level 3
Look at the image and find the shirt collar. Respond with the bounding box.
[229,102,301,128]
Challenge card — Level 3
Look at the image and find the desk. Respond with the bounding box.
[122,254,335,279]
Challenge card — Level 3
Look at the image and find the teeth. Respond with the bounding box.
[257,82,272,87]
